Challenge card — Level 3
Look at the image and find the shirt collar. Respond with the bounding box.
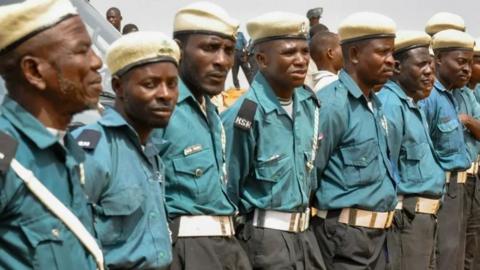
[338,69,364,99]
[434,79,448,92]
[98,107,160,158]
[384,80,418,109]
[251,72,315,114]
[1,96,62,150]
[0,96,85,163]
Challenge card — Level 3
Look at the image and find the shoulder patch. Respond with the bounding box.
[0,131,18,174]
[234,99,257,131]
[75,129,101,150]
[303,85,321,107]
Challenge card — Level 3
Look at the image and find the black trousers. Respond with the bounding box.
[436,177,466,270]
[386,198,437,270]
[237,223,326,270]
[311,214,387,270]
[168,218,251,270]
[464,174,480,270]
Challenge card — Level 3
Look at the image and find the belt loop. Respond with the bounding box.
[289,213,297,232]
[348,208,357,226]
[257,209,266,227]
[369,212,378,228]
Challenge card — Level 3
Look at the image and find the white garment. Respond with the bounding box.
[312,70,338,92]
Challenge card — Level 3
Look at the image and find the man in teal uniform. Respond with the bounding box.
[378,31,444,270]
[420,29,475,270]
[311,12,397,270]
[453,41,480,270]
[0,0,103,269]
[222,12,325,270]
[153,3,251,269]
[72,32,179,269]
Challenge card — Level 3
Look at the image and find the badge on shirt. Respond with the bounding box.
[184,144,202,156]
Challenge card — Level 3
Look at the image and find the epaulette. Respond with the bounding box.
[234,99,257,131]
[303,85,321,107]
[0,131,18,174]
[75,129,101,150]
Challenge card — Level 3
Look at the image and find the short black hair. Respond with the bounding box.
[309,23,329,38]
[106,7,121,15]
[122,23,138,34]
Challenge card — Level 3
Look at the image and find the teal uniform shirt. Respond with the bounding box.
[420,80,471,171]
[314,70,397,212]
[473,84,480,103]
[378,81,445,197]
[452,86,480,161]
[0,97,97,270]
[221,73,320,214]
[152,80,236,219]
[71,108,172,269]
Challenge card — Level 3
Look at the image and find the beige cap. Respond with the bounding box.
[247,12,309,45]
[173,2,239,40]
[338,12,396,44]
[474,38,480,56]
[0,0,77,53]
[106,31,180,77]
[432,29,474,51]
[425,12,465,36]
[394,30,431,54]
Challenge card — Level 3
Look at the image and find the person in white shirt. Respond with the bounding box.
[309,31,343,92]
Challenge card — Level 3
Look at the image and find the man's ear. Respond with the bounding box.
[256,52,268,69]
[349,45,360,64]
[20,55,48,91]
[393,60,401,75]
[326,48,334,60]
[111,76,124,100]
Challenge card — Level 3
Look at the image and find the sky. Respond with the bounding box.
[90,0,480,88]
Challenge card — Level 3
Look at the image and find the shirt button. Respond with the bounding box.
[51,228,60,238]
[194,168,203,177]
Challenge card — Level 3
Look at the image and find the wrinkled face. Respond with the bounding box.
[179,34,235,96]
[436,49,473,89]
[257,39,309,89]
[42,16,103,114]
[354,38,395,88]
[470,55,480,86]
[106,9,122,30]
[119,62,179,128]
[396,47,434,101]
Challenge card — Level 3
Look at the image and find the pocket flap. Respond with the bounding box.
[404,143,428,161]
[437,119,459,132]
[99,186,145,216]
[172,150,215,176]
[20,215,64,246]
[340,139,378,167]
[255,155,290,182]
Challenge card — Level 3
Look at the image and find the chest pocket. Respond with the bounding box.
[436,118,460,155]
[255,154,291,183]
[340,139,382,187]
[20,215,66,270]
[94,185,145,246]
[172,149,216,203]
[400,143,428,182]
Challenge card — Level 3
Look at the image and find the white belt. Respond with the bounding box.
[177,215,234,237]
[316,208,394,229]
[395,195,440,214]
[446,171,467,184]
[252,209,310,233]
[466,161,479,175]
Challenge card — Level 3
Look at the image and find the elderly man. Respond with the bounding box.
[420,29,475,270]
[222,11,325,270]
[72,32,179,269]
[311,12,397,270]
[378,31,443,270]
[152,2,251,269]
[0,0,103,269]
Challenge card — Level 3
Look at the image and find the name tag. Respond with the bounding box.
[184,144,203,156]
